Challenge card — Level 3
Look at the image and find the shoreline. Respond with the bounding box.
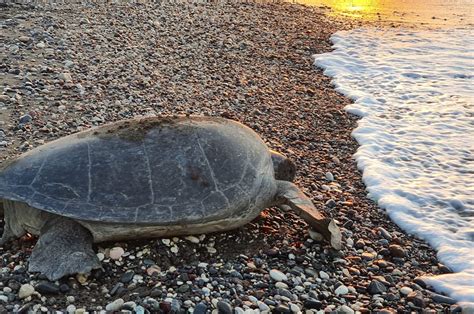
[0,2,462,312]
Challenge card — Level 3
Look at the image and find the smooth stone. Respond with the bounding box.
[19,36,31,43]
[368,280,387,294]
[400,287,413,295]
[270,269,287,282]
[58,72,73,83]
[334,285,349,295]
[19,114,32,124]
[36,42,46,48]
[120,271,134,283]
[319,271,330,280]
[389,244,406,258]
[431,293,456,304]
[135,305,146,314]
[325,172,334,181]
[18,284,35,299]
[273,305,291,313]
[304,298,322,310]
[289,303,300,313]
[109,247,125,260]
[105,298,124,311]
[378,227,392,240]
[257,301,270,311]
[193,303,207,314]
[216,300,233,314]
[35,282,60,295]
[339,305,354,314]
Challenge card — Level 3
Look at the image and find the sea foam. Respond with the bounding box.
[314,28,474,307]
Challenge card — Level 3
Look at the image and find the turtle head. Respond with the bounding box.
[270,150,296,182]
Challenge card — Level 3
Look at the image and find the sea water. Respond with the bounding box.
[314,28,474,307]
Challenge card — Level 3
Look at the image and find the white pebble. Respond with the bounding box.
[184,235,200,243]
[319,271,330,280]
[335,285,349,295]
[109,247,125,260]
[105,298,124,311]
[400,286,413,295]
[18,284,35,299]
[269,269,288,282]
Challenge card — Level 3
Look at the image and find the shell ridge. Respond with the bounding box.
[142,141,154,205]
[86,142,92,203]
[29,156,47,188]
[195,134,219,193]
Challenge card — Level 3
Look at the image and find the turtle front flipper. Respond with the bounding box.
[29,216,101,281]
[276,180,342,250]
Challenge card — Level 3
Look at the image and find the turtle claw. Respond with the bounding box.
[28,216,101,281]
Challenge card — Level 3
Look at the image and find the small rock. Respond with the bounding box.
[400,286,413,295]
[389,244,406,258]
[216,300,233,314]
[36,42,46,48]
[334,285,349,295]
[19,36,31,43]
[339,305,354,314]
[308,230,324,242]
[35,282,60,295]
[193,303,207,314]
[109,247,125,260]
[184,235,200,243]
[325,172,334,181]
[147,265,161,276]
[58,72,73,83]
[378,227,392,241]
[106,298,124,312]
[19,114,32,124]
[368,280,387,294]
[319,271,330,280]
[120,271,134,283]
[269,269,287,282]
[431,293,456,304]
[18,284,35,299]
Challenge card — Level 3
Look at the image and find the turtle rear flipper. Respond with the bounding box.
[276,180,342,250]
[29,216,101,281]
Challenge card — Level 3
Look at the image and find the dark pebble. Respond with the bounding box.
[407,291,425,308]
[413,277,426,289]
[304,298,322,310]
[389,244,406,257]
[177,284,189,293]
[160,301,171,312]
[19,114,32,124]
[368,280,387,294]
[35,281,60,294]
[216,300,233,314]
[431,293,457,305]
[120,270,134,283]
[273,305,291,314]
[57,283,70,294]
[193,303,207,314]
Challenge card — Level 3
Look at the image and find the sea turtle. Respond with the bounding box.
[0,116,341,280]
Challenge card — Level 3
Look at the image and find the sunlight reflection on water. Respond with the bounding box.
[291,0,474,26]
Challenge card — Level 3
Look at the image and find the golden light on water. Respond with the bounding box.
[294,0,474,25]
[296,0,381,19]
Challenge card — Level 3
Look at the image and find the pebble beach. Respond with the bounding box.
[0,2,465,313]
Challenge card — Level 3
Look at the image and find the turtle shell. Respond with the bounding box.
[0,116,277,224]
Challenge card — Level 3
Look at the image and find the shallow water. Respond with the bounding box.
[292,0,474,26]
[314,27,474,307]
